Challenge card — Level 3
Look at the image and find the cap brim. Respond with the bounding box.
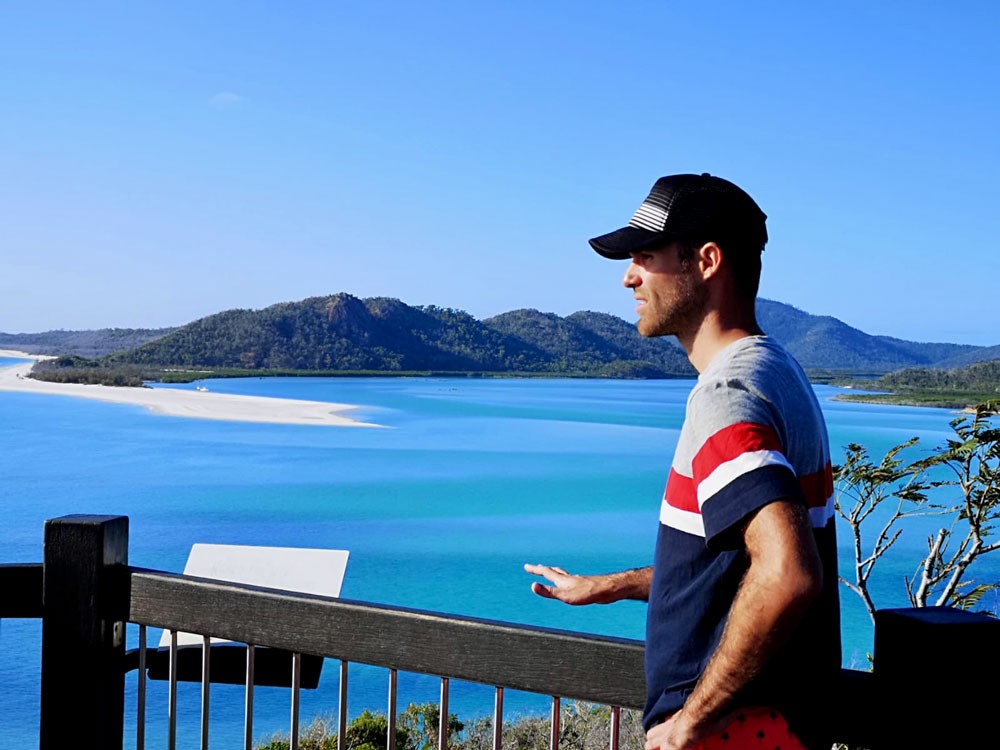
[588,226,675,259]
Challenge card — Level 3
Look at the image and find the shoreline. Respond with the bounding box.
[0,352,379,427]
[831,392,995,413]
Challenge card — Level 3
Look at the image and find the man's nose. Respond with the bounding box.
[623,263,641,288]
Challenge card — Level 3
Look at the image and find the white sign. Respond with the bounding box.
[158,543,349,648]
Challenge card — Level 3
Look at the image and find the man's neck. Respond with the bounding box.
[680,309,763,373]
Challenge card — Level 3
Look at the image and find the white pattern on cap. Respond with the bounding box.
[630,201,668,231]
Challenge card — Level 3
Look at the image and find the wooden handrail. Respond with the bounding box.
[15,516,998,749]
[127,567,648,709]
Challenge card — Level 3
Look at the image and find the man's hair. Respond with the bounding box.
[678,238,763,299]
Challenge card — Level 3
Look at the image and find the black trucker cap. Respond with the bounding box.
[588,173,768,259]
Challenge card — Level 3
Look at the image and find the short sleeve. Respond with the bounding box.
[685,378,804,550]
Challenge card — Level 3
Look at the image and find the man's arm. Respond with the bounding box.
[524,563,652,604]
[645,499,823,750]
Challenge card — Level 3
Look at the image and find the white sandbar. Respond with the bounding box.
[0,351,379,427]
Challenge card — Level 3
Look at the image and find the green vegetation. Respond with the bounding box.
[28,295,696,385]
[256,701,645,750]
[835,401,1000,621]
[754,300,981,371]
[834,359,1000,409]
[29,356,155,387]
[14,294,999,391]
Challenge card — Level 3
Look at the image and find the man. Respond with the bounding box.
[525,174,840,750]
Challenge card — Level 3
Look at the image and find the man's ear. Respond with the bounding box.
[697,242,724,281]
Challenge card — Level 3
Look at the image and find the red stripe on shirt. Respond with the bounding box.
[799,462,834,507]
[664,468,699,513]
[691,422,783,485]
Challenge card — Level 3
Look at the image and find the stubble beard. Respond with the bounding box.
[636,270,708,339]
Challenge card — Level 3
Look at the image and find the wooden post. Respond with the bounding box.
[40,515,129,750]
[873,607,1000,748]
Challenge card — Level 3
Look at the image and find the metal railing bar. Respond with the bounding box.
[439,677,450,750]
[609,705,620,750]
[128,569,646,709]
[137,625,146,750]
[201,634,211,750]
[493,686,504,750]
[338,660,348,750]
[550,696,560,750]
[168,630,178,750]
[244,644,255,750]
[387,668,398,750]
[291,652,301,750]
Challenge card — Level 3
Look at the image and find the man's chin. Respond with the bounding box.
[636,320,668,338]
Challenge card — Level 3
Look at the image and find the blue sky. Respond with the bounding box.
[1,1,997,345]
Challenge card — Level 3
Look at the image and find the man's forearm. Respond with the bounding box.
[525,564,652,604]
[678,559,816,731]
[593,566,653,603]
[670,502,822,740]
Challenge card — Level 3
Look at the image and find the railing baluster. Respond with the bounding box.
[201,635,211,750]
[291,652,302,750]
[387,668,398,750]
[137,625,146,750]
[549,696,560,750]
[244,644,255,750]
[609,706,620,750]
[439,677,450,750]
[168,630,178,750]
[338,660,349,750]
[492,686,504,750]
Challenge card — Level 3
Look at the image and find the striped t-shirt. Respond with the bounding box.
[643,336,841,747]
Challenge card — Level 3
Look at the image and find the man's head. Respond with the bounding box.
[589,173,768,300]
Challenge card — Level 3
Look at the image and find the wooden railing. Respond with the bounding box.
[2,514,998,750]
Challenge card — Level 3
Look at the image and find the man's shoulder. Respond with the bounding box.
[686,336,816,433]
[709,335,798,373]
[697,337,807,394]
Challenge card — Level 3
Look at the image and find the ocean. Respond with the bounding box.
[1,360,991,748]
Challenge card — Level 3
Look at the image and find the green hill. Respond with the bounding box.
[11,294,999,384]
[106,294,548,373]
[754,300,980,370]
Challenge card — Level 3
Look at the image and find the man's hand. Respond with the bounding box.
[523,563,651,604]
[644,710,704,750]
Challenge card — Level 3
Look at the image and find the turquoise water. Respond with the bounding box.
[1,366,991,747]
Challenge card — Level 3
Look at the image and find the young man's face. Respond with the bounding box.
[622,243,708,339]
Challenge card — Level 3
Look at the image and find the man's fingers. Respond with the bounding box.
[525,563,595,604]
[524,563,569,582]
[530,582,559,599]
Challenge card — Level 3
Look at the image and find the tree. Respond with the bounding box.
[907,400,1000,609]
[835,400,1000,620]
[399,702,464,750]
[344,709,414,750]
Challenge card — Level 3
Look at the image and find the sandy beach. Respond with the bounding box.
[0,351,379,427]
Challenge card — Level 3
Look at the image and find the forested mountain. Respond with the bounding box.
[8,294,998,378]
[108,294,546,372]
[0,328,175,357]
[106,295,692,376]
[754,300,981,370]
[484,309,695,376]
[933,343,1000,369]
